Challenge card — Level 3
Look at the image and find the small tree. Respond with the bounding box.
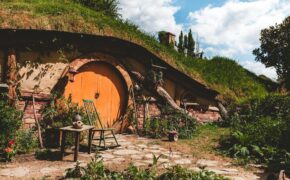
[177,31,184,53]
[253,16,290,90]
[187,29,195,57]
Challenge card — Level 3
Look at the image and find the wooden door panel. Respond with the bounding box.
[64,62,127,127]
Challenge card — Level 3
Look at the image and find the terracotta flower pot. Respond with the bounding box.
[168,131,178,142]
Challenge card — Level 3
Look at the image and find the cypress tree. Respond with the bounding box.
[187,29,195,57]
[184,35,188,54]
[177,31,184,53]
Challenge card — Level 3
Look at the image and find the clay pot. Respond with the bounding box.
[168,131,178,142]
[74,114,82,122]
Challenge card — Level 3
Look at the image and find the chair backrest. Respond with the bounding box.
[82,99,104,129]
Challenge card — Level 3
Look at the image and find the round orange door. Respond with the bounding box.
[64,62,127,127]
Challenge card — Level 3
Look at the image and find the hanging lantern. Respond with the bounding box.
[68,67,78,82]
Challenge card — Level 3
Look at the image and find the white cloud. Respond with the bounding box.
[118,0,182,35]
[240,60,277,80]
[188,0,290,59]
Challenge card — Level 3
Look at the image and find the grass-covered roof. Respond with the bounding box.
[0,0,276,102]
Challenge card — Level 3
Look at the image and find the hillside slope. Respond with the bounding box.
[0,0,276,102]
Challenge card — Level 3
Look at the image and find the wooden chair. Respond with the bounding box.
[82,99,119,149]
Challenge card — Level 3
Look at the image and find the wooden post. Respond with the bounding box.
[60,130,66,160]
[32,94,44,148]
[7,50,17,105]
[88,129,92,154]
[74,132,80,162]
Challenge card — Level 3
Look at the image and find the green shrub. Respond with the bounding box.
[15,129,38,153]
[221,95,290,170]
[160,165,229,180]
[163,105,197,139]
[0,97,22,154]
[41,95,89,146]
[142,106,197,139]
[41,95,89,128]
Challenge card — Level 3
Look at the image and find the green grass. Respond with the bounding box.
[181,57,274,102]
[189,124,230,157]
[156,124,230,159]
[0,0,277,102]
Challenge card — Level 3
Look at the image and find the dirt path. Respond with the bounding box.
[0,134,266,179]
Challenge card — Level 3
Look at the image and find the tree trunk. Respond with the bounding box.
[155,85,183,111]
[131,71,185,114]
[217,102,229,120]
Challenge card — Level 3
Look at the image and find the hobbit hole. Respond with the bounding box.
[0,29,223,131]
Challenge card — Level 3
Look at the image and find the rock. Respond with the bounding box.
[79,153,95,158]
[113,149,140,156]
[230,177,246,180]
[189,167,202,172]
[206,168,238,175]
[101,154,115,159]
[222,168,239,173]
[158,158,170,163]
[119,141,132,146]
[163,163,174,168]
[223,162,232,166]
[0,167,29,177]
[174,159,191,165]
[144,154,154,159]
[166,153,181,159]
[196,159,218,167]
[150,145,161,150]
[148,149,161,154]
[131,155,143,160]
[133,162,146,166]
[137,144,147,148]
[111,157,126,163]
[143,160,155,164]
[40,167,58,174]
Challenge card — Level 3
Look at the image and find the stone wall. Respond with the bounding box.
[187,106,221,123]
[136,98,221,130]
[136,99,162,131]
[18,100,48,129]
[17,92,50,129]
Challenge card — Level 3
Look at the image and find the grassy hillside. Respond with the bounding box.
[0,0,276,102]
[180,57,277,102]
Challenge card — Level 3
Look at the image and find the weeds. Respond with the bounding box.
[65,154,229,179]
[221,95,290,171]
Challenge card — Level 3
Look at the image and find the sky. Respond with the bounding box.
[118,0,290,80]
